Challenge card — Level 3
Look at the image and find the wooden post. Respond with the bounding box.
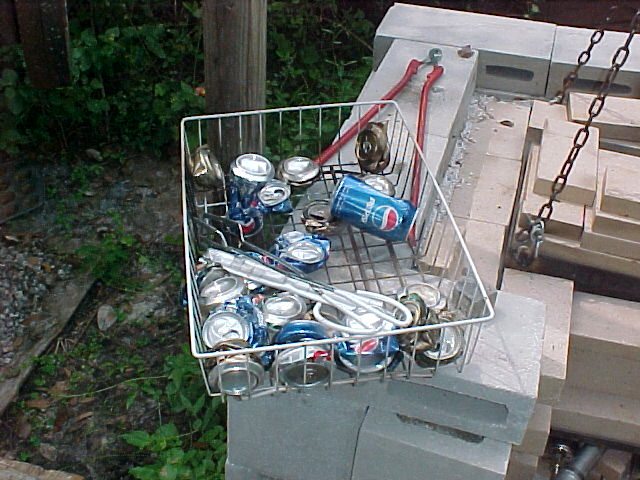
[202,0,267,167]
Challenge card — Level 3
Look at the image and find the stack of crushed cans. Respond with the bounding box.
[187,123,465,396]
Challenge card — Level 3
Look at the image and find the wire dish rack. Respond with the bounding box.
[181,100,495,399]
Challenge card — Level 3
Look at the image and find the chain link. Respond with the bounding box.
[512,7,640,266]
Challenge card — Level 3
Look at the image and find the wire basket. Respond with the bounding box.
[181,100,494,399]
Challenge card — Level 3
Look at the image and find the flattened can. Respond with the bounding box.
[257,179,292,214]
[330,174,416,242]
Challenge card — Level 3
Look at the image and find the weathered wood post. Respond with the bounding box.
[202,0,267,167]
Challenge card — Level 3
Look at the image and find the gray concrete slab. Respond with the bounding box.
[374,4,556,96]
[352,407,511,480]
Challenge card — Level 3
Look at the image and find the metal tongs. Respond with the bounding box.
[202,248,412,334]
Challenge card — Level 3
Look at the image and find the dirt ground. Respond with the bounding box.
[0,154,204,478]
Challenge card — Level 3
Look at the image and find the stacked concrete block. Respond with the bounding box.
[547,26,640,99]
[351,408,511,480]
[551,292,640,448]
[374,3,556,96]
[569,92,640,142]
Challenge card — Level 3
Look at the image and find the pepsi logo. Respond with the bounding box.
[354,339,379,353]
[376,206,400,232]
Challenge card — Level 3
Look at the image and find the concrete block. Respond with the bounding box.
[226,391,367,480]
[521,145,585,241]
[583,208,640,260]
[534,122,599,206]
[547,25,640,99]
[538,233,640,279]
[352,408,511,480]
[513,403,551,456]
[461,219,506,289]
[501,269,572,406]
[506,451,538,480]
[566,346,640,401]
[374,4,556,96]
[552,386,640,447]
[357,38,476,167]
[591,202,640,244]
[598,148,638,175]
[468,156,521,226]
[320,291,545,445]
[601,166,640,220]
[529,100,568,132]
[569,92,640,141]
[596,449,632,480]
[571,292,640,362]
[485,101,531,161]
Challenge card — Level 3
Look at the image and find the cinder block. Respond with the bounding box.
[374,4,556,95]
[596,449,632,480]
[513,403,551,456]
[521,145,585,241]
[486,101,531,161]
[468,156,521,226]
[506,451,538,480]
[552,386,640,447]
[534,122,599,206]
[226,391,367,480]
[583,208,640,260]
[529,100,568,132]
[569,92,640,141]
[461,219,506,289]
[567,346,640,401]
[571,292,640,362]
[352,408,511,480]
[547,26,640,99]
[501,269,572,406]
[601,166,640,220]
[321,291,545,445]
[598,148,638,174]
[538,233,640,279]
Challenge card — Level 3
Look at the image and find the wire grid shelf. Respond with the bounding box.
[181,100,495,399]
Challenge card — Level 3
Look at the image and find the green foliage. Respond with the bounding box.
[123,345,226,480]
[0,0,204,157]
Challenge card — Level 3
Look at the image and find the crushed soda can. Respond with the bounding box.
[396,292,439,353]
[207,338,265,396]
[188,144,225,189]
[257,179,292,214]
[413,324,464,368]
[218,295,271,366]
[276,156,320,187]
[273,320,332,388]
[360,173,396,197]
[230,153,274,199]
[330,174,416,242]
[271,231,330,274]
[201,309,251,349]
[228,205,263,238]
[261,292,308,328]
[199,274,247,315]
[301,200,343,235]
[355,122,390,174]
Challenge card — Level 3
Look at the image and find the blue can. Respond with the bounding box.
[219,295,272,367]
[330,174,417,242]
[336,334,400,374]
[274,320,329,344]
[271,232,330,274]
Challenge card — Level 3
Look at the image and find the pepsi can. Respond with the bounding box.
[229,153,274,201]
[330,174,416,242]
[271,232,330,274]
[257,180,292,214]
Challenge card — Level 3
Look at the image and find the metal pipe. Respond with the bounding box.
[556,445,606,480]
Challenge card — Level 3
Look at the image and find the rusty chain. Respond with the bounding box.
[513,7,640,267]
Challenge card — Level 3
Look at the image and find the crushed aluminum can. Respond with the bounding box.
[229,153,274,207]
[414,324,464,368]
[355,122,390,174]
[398,283,442,309]
[257,179,292,214]
[261,292,307,328]
[396,293,439,353]
[360,173,396,197]
[188,144,225,189]
[276,156,320,187]
[201,310,251,349]
[219,295,271,366]
[271,232,330,274]
[335,308,400,374]
[207,339,265,396]
[199,274,246,314]
[227,204,263,238]
[301,199,343,235]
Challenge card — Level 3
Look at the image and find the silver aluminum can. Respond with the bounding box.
[398,283,442,309]
[261,293,307,327]
[360,173,396,197]
[201,310,251,349]
[355,122,390,174]
[257,179,291,207]
[415,325,464,367]
[273,345,332,388]
[301,199,343,235]
[208,352,265,396]
[277,156,320,187]
[189,144,225,189]
[230,153,274,184]
[199,275,246,314]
